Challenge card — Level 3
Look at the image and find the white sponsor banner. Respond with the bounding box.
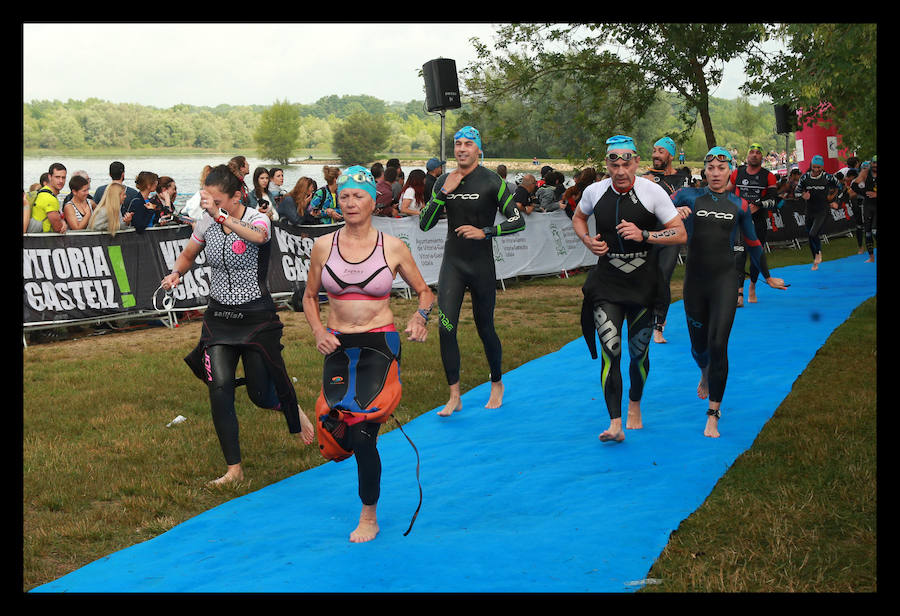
[371,210,597,288]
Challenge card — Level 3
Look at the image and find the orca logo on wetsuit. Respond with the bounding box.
[696,210,734,220]
[445,193,480,200]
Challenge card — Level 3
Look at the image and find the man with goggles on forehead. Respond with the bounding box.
[671,147,788,439]
[643,136,690,343]
[573,135,687,444]
[727,143,779,305]
[419,125,524,417]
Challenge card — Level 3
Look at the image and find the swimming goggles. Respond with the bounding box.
[453,126,481,141]
[606,152,635,162]
[337,170,375,186]
[748,143,764,153]
[704,153,733,164]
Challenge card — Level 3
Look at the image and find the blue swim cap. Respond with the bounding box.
[453,125,482,151]
[704,146,734,170]
[811,155,824,166]
[337,165,377,201]
[654,137,676,157]
[606,135,637,153]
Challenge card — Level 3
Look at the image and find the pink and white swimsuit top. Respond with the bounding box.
[320,229,394,301]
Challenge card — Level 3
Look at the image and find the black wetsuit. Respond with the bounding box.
[577,176,680,420]
[182,209,302,466]
[855,171,877,255]
[672,187,771,404]
[731,165,778,285]
[644,169,688,331]
[419,165,524,385]
[795,170,840,258]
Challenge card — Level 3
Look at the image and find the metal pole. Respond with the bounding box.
[440,109,446,165]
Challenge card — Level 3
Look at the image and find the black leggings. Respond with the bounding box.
[683,272,736,404]
[736,211,769,285]
[205,344,280,465]
[863,203,877,255]
[652,244,680,328]
[335,422,382,506]
[437,258,502,385]
[592,301,653,420]
[806,211,827,258]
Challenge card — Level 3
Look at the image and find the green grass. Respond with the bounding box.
[22,237,876,592]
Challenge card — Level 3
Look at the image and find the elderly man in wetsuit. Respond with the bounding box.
[419,126,525,417]
[573,135,687,443]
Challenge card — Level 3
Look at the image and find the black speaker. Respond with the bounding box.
[423,58,461,112]
[774,104,795,134]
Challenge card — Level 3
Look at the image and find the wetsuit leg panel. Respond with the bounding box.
[348,422,382,506]
[469,269,503,382]
[807,212,826,257]
[241,348,280,409]
[593,301,626,420]
[436,260,468,386]
[205,344,243,465]
[653,244,679,327]
[625,306,653,403]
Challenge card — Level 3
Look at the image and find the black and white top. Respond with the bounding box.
[190,207,272,306]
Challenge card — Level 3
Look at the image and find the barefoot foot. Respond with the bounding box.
[697,368,709,400]
[748,284,757,303]
[485,381,504,409]
[704,414,720,438]
[349,506,379,543]
[626,400,643,430]
[437,397,462,417]
[599,419,625,442]
[208,464,244,486]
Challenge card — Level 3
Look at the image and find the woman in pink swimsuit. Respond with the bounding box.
[303,165,434,543]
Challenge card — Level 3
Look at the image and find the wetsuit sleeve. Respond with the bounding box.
[419,174,447,231]
[486,176,525,237]
[761,172,779,208]
[737,199,771,279]
[794,174,807,198]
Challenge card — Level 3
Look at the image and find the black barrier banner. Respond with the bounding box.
[23,221,337,325]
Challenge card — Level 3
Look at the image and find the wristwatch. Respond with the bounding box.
[215,208,228,224]
[641,229,650,241]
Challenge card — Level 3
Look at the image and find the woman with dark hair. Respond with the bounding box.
[160,164,315,485]
[228,155,251,206]
[397,168,426,216]
[62,175,95,231]
[149,175,177,225]
[124,171,160,233]
[249,166,277,220]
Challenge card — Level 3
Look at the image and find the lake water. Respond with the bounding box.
[23,155,429,208]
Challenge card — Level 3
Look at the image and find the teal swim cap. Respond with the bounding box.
[704,146,734,170]
[606,135,637,153]
[453,125,482,151]
[654,137,676,157]
[811,155,824,166]
[337,165,377,200]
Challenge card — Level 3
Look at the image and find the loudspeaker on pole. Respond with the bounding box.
[774,104,796,134]
[423,58,462,112]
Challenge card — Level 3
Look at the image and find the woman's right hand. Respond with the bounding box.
[161,271,180,291]
[314,329,341,355]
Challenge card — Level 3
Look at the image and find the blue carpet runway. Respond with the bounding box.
[32,253,876,593]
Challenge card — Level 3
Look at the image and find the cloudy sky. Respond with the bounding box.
[23,23,764,108]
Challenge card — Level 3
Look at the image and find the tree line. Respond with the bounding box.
[23,91,796,166]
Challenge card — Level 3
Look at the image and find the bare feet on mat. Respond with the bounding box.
[697,367,709,400]
[704,413,720,438]
[437,389,462,417]
[350,505,379,543]
[748,283,757,303]
[626,400,643,430]
[485,381,504,409]
[599,418,625,443]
